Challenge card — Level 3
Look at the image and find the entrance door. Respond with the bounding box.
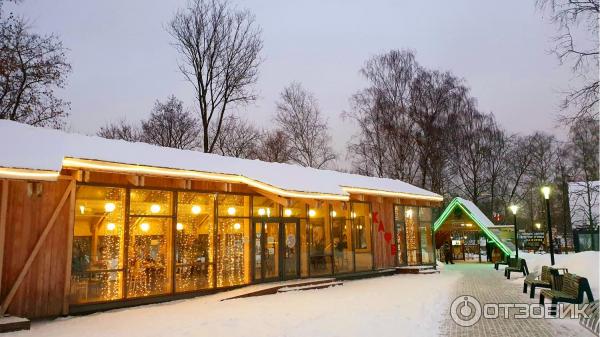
[253,219,300,281]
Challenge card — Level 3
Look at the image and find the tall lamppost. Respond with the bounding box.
[542,186,555,265]
[509,205,519,259]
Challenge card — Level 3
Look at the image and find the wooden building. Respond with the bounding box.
[0,121,443,318]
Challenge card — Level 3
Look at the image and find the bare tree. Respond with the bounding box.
[537,0,599,122]
[168,0,262,153]
[486,120,509,217]
[211,114,260,158]
[0,16,71,128]
[97,120,141,142]
[256,129,292,163]
[568,116,599,231]
[275,82,336,169]
[141,95,200,150]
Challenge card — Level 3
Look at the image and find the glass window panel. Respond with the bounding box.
[352,202,372,271]
[216,218,250,287]
[71,186,126,304]
[252,196,278,218]
[129,189,172,216]
[308,207,332,276]
[419,222,434,264]
[419,207,432,222]
[218,194,250,218]
[175,192,215,292]
[405,206,420,265]
[300,219,309,277]
[126,217,173,298]
[331,203,353,274]
[283,200,306,218]
[394,205,406,265]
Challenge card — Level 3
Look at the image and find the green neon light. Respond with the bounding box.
[433,198,513,256]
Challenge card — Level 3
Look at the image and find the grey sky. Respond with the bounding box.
[12,0,578,167]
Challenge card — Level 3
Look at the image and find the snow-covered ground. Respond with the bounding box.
[9,273,459,337]
[518,251,599,299]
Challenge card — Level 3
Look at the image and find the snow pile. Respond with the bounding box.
[519,251,599,298]
[9,274,459,337]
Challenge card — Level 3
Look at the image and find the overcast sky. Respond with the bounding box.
[11,0,579,167]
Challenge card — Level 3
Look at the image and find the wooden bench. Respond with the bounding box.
[523,266,567,298]
[539,273,595,316]
[504,258,529,279]
[494,256,511,270]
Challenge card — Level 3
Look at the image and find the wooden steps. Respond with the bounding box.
[0,316,30,333]
[221,278,341,301]
[395,265,439,275]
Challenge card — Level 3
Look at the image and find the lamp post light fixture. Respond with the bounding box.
[541,186,555,265]
[509,205,519,259]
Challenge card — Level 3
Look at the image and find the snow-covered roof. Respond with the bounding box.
[0,120,442,201]
[433,197,514,255]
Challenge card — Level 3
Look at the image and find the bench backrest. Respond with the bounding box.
[541,266,552,282]
[563,273,592,302]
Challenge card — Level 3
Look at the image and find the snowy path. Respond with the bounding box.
[439,263,595,337]
[8,273,459,337]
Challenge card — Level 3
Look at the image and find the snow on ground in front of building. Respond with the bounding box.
[519,251,599,299]
[8,273,459,337]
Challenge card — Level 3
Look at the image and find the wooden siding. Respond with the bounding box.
[1,180,72,318]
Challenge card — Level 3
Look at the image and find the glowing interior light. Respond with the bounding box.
[104,202,116,213]
[191,205,201,214]
[284,209,292,217]
[79,205,85,214]
[176,222,184,231]
[227,207,236,216]
[308,209,316,217]
[150,204,161,213]
[140,222,150,232]
[233,222,241,230]
[466,223,473,227]
[405,209,413,219]
[351,211,356,219]
[535,223,541,229]
[106,222,116,231]
[331,210,337,218]
[358,225,363,230]
[266,208,271,217]
[258,208,266,216]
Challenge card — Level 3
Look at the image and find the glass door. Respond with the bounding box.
[283,222,299,280]
[253,219,300,281]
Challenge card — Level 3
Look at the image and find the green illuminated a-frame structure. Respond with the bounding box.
[433,197,514,256]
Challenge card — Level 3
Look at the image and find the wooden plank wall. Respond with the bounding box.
[371,197,396,269]
[1,180,71,318]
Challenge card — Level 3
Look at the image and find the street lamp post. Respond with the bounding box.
[542,186,555,265]
[509,205,519,259]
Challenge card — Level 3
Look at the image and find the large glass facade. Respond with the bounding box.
[395,205,435,266]
[352,202,373,271]
[71,183,423,305]
[175,192,215,292]
[308,207,333,276]
[71,186,126,304]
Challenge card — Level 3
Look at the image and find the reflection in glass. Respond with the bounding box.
[175,192,215,292]
[332,204,353,274]
[309,208,332,276]
[405,206,420,265]
[126,217,173,297]
[71,186,125,304]
[353,202,372,271]
[419,208,434,264]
